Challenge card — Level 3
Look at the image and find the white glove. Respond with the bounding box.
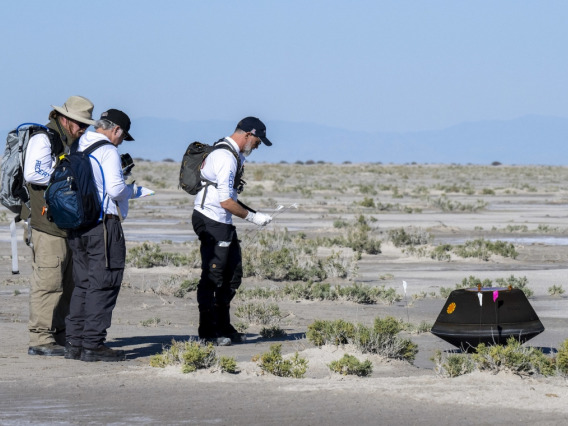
[128,182,138,199]
[245,211,272,226]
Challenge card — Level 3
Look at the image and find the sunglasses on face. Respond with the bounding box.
[247,133,261,144]
[67,117,90,130]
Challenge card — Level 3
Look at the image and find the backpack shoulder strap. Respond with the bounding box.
[24,124,64,157]
[45,129,64,157]
[82,140,113,156]
[81,141,113,226]
[197,139,242,209]
[212,138,242,170]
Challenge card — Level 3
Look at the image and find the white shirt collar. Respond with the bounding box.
[224,136,240,153]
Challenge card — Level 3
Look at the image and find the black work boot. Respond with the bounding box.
[198,309,217,339]
[28,343,65,356]
[216,304,245,343]
[80,345,126,362]
[198,309,231,346]
[64,342,82,360]
[199,336,232,346]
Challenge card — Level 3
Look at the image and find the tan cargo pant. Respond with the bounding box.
[28,229,74,346]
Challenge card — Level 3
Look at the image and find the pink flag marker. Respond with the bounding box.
[493,290,499,302]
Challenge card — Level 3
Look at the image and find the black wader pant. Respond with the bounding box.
[192,210,243,339]
[65,217,126,349]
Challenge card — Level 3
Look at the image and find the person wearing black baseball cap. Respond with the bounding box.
[64,108,138,362]
[236,116,272,148]
[99,109,134,141]
[191,117,273,345]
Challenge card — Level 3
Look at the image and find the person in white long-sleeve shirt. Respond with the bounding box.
[64,109,136,362]
[76,127,133,220]
[192,117,273,346]
[23,95,96,357]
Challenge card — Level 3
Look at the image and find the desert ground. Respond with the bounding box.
[1,161,568,425]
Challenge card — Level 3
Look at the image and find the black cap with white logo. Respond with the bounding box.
[100,109,134,141]
[237,116,271,146]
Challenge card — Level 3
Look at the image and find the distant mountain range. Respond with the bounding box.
[129,114,568,165]
[4,115,568,165]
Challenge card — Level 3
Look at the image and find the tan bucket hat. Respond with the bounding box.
[51,95,96,125]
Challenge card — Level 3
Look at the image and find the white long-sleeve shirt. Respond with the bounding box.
[76,131,133,219]
[193,137,245,224]
[23,133,58,185]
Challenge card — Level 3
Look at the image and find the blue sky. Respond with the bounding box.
[1,0,567,135]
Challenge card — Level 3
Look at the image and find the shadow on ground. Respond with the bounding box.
[111,331,308,359]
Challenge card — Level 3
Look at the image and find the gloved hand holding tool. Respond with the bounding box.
[245,211,272,226]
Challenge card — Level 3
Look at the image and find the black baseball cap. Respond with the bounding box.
[100,109,134,141]
[237,116,272,146]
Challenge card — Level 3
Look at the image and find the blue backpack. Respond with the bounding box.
[44,141,111,230]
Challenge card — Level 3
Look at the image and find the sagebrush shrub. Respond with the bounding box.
[234,302,282,326]
[307,317,418,363]
[548,285,565,296]
[218,356,239,374]
[555,339,568,375]
[307,319,356,346]
[255,344,308,378]
[260,326,286,339]
[149,340,218,374]
[388,228,432,247]
[126,242,199,268]
[329,354,373,377]
[433,350,475,377]
[472,338,555,376]
[495,275,533,298]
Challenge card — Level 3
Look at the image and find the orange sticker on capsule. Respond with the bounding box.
[447,302,456,314]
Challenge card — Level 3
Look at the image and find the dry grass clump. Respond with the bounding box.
[388,229,518,262]
[236,282,401,305]
[425,239,518,262]
[439,275,533,298]
[388,227,432,247]
[306,317,418,363]
[140,317,161,327]
[149,339,238,374]
[140,274,198,297]
[234,302,287,338]
[434,337,568,378]
[439,275,493,298]
[253,343,308,378]
[329,354,373,377]
[429,196,488,212]
[494,275,533,297]
[548,284,565,296]
[235,302,283,326]
[317,215,382,256]
[453,239,518,261]
[242,228,356,281]
[126,242,200,268]
[432,351,475,378]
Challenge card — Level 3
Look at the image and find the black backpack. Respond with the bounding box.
[44,141,111,230]
[179,139,245,199]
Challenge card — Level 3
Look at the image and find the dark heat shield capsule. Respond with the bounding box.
[431,287,544,351]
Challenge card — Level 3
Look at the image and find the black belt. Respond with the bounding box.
[104,214,120,220]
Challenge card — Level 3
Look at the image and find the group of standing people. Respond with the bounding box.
[23,95,273,361]
[25,96,136,361]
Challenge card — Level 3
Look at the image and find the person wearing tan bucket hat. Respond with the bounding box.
[22,95,95,356]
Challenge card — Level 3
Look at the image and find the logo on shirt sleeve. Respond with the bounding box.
[228,171,234,190]
[34,160,50,178]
